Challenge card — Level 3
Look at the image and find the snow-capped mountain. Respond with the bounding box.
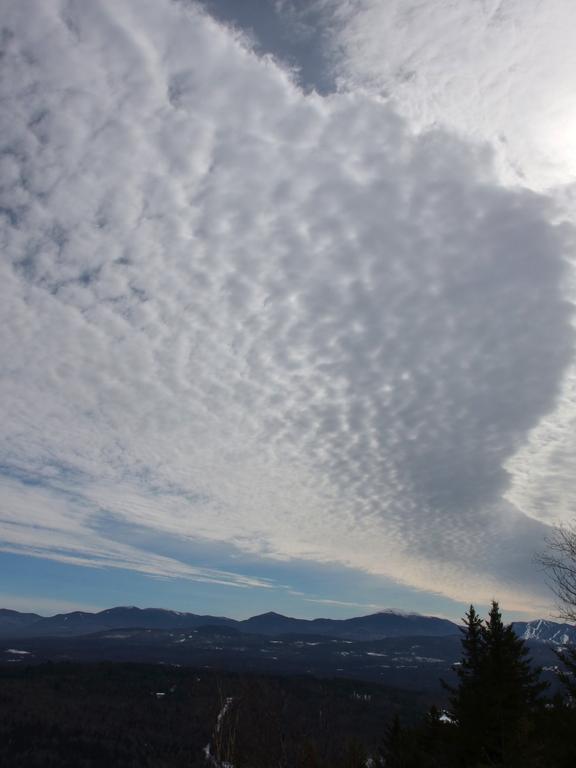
[512,619,576,645]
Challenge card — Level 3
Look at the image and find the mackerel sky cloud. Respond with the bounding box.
[1,0,575,618]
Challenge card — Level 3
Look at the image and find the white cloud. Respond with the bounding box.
[0,0,573,612]
[313,0,576,191]
[0,477,273,587]
[302,597,384,611]
[297,0,576,533]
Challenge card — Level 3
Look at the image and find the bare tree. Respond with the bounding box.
[539,523,576,623]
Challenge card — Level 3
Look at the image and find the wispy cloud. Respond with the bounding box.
[302,597,384,611]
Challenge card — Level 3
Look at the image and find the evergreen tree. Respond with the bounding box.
[445,605,485,725]
[557,643,576,700]
[297,740,324,768]
[420,706,455,768]
[443,605,488,762]
[444,602,548,766]
[339,738,368,768]
[380,714,406,768]
[482,601,548,762]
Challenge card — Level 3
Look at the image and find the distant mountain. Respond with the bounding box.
[0,605,573,645]
[241,611,459,640]
[0,609,42,634]
[0,606,458,640]
[30,607,460,640]
[512,619,576,645]
[0,607,236,638]
[329,611,459,640]
[96,607,235,631]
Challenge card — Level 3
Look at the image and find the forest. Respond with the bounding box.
[1,601,575,767]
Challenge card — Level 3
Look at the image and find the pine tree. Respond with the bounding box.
[483,601,547,707]
[444,602,548,766]
[339,738,368,768]
[380,714,406,768]
[445,605,485,726]
[442,605,488,762]
[482,600,548,762]
[296,740,324,768]
[557,643,576,700]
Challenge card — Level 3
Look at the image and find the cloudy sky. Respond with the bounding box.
[2,0,576,621]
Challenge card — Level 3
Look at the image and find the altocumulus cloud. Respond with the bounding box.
[0,0,573,611]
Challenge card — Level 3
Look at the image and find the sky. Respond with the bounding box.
[1,0,576,622]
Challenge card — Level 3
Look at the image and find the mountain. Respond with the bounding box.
[329,611,459,640]
[241,611,459,640]
[240,611,305,635]
[0,607,236,637]
[0,605,573,645]
[512,619,576,645]
[0,606,458,639]
[0,609,42,634]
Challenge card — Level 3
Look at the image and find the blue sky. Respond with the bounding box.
[0,549,510,622]
[1,554,474,618]
[1,0,576,622]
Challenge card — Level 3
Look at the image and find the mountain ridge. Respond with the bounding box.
[0,605,573,643]
[0,605,457,640]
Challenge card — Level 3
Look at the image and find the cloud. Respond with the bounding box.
[298,0,576,534]
[0,476,273,588]
[302,597,385,611]
[0,0,573,612]
[309,0,576,190]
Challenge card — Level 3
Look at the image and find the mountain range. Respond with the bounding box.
[1,606,574,644]
[0,606,456,640]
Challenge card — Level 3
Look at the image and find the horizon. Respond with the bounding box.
[2,603,438,620]
[0,598,557,626]
[2,0,576,625]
